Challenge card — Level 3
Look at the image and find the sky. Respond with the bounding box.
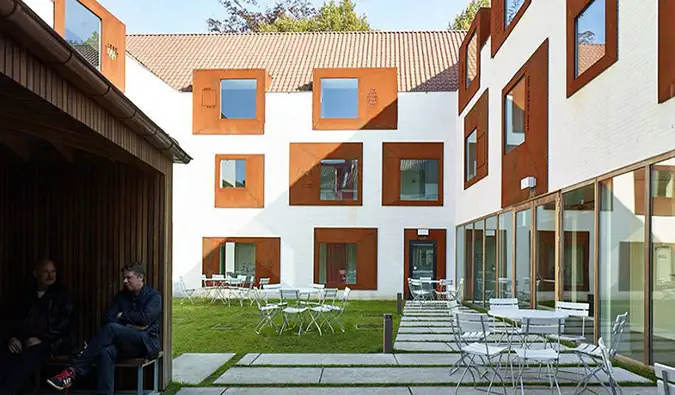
[96,0,471,34]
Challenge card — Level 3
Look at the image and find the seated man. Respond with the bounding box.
[0,259,74,395]
[47,262,161,395]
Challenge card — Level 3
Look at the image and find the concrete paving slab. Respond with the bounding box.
[404,312,450,316]
[394,353,461,365]
[397,327,448,334]
[400,321,452,327]
[176,388,226,395]
[396,334,455,342]
[223,388,412,394]
[172,353,235,384]
[236,353,261,366]
[401,316,452,322]
[409,387,659,395]
[214,367,322,385]
[249,353,397,366]
[394,341,454,352]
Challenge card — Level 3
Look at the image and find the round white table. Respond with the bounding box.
[488,308,568,321]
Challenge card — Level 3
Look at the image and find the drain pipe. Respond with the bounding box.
[0,0,192,164]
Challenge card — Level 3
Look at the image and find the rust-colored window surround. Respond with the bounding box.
[382,142,444,207]
[658,0,675,103]
[501,40,549,208]
[458,8,491,115]
[312,68,398,131]
[202,237,281,284]
[314,228,378,290]
[214,154,265,208]
[192,69,271,135]
[403,229,446,298]
[289,143,363,206]
[464,90,489,189]
[566,0,618,97]
[634,166,675,216]
[53,0,126,91]
[490,0,532,57]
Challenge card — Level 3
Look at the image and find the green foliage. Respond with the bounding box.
[449,0,490,31]
[208,0,370,33]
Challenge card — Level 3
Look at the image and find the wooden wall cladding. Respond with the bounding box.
[501,40,549,208]
[382,142,444,206]
[490,0,532,57]
[458,8,491,114]
[464,89,489,189]
[214,154,265,208]
[634,166,675,216]
[566,0,618,97]
[313,228,378,290]
[312,68,398,130]
[192,69,271,135]
[0,150,169,390]
[53,0,126,92]
[658,0,675,103]
[289,143,363,206]
[403,229,446,298]
[202,237,281,284]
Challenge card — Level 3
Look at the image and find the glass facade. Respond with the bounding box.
[498,211,513,297]
[515,209,531,307]
[485,216,498,301]
[535,202,556,309]
[472,219,484,306]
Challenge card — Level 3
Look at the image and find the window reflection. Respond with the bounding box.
[320,159,359,201]
[319,243,357,285]
[466,130,477,181]
[504,77,526,153]
[220,79,257,119]
[575,0,606,77]
[466,32,478,86]
[498,211,513,297]
[65,0,101,70]
[505,0,526,27]
[220,159,246,188]
[321,78,358,119]
[472,220,485,306]
[400,160,439,201]
[515,209,531,307]
[485,217,498,301]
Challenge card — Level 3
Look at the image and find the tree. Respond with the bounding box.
[449,0,490,31]
[207,0,370,33]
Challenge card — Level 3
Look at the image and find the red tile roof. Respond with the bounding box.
[125,31,466,93]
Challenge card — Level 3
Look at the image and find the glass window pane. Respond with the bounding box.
[65,0,101,70]
[485,217,498,301]
[498,211,513,298]
[575,0,606,77]
[220,79,257,119]
[504,77,526,154]
[220,159,246,188]
[400,159,439,201]
[462,223,473,301]
[515,209,531,308]
[456,225,465,294]
[599,173,644,362]
[319,243,357,284]
[472,220,485,306]
[536,202,557,310]
[562,184,595,342]
[505,0,526,27]
[320,159,359,201]
[234,243,256,278]
[466,129,478,181]
[466,32,478,86]
[320,78,358,119]
[651,158,675,365]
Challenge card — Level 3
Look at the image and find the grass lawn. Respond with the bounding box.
[172,298,400,356]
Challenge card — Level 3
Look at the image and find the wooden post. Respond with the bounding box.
[383,313,393,353]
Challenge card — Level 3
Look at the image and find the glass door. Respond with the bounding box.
[409,240,437,280]
[535,200,558,310]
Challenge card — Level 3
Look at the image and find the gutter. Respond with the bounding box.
[0,0,192,165]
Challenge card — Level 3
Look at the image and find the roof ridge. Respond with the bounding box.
[127,30,467,37]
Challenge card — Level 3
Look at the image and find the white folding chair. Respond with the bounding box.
[279,289,308,336]
[305,288,339,335]
[325,287,351,332]
[408,278,432,306]
[434,279,448,300]
[656,362,675,395]
[550,301,590,343]
[488,298,522,346]
[179,276,196,304]
[252,288,280,334]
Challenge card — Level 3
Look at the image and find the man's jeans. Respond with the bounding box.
[72,323,147,395]
[0,342,51,394]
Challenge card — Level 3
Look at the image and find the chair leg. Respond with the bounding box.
[137,365,144,395]
[153,361,159,394]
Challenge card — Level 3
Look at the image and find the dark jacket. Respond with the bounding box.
[6,280,74,356]
[104,285,162,359]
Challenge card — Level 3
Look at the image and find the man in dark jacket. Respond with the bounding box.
[0,259,74,395]
[47,261,162,395]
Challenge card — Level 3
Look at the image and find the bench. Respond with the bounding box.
[36,351,164,395]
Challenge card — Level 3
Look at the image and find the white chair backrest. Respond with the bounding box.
[521,317,565,335]
[259,277,271,286]
[263,283,281,290]
[489,298,519,310]
[212,274,225,280]
[312,283,326,289]
[555,301,590,317]
[455,312,489,333]
[323,288,339,305]
[655,362,675,395]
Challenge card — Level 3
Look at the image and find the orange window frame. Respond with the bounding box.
[214,154,265,208]
[382,142,444,207]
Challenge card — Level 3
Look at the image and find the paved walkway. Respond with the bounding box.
[177,387,660,395]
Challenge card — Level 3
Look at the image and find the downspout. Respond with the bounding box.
[0,0,192,164]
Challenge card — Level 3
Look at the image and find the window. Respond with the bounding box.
[466,33,478,87]
[320,159,359,201]
[219,159,246,188]
[505,0,526,27]
[319,243,357,284]
[289,143,363,206]
[466,130,478,181]
[202,237,281,284]
[491,0,532,57]
[214,154,264,208]
[220,242,256,278]
[504,77,526,153]
[313,68,398,130]
[220,79,257,119]
[575,0,606,77]
[658,0,675,103]
[399,160,439,201]
[314,228,377,290]
[64,0,101,69]
[635,166,675,216]
[653,170,674,198]
[382,142,443,206]
[193,69,270,135]
[567,0,618,97]
[320,78,358,119]
[515,209,531,308]
[464,90,488,188]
